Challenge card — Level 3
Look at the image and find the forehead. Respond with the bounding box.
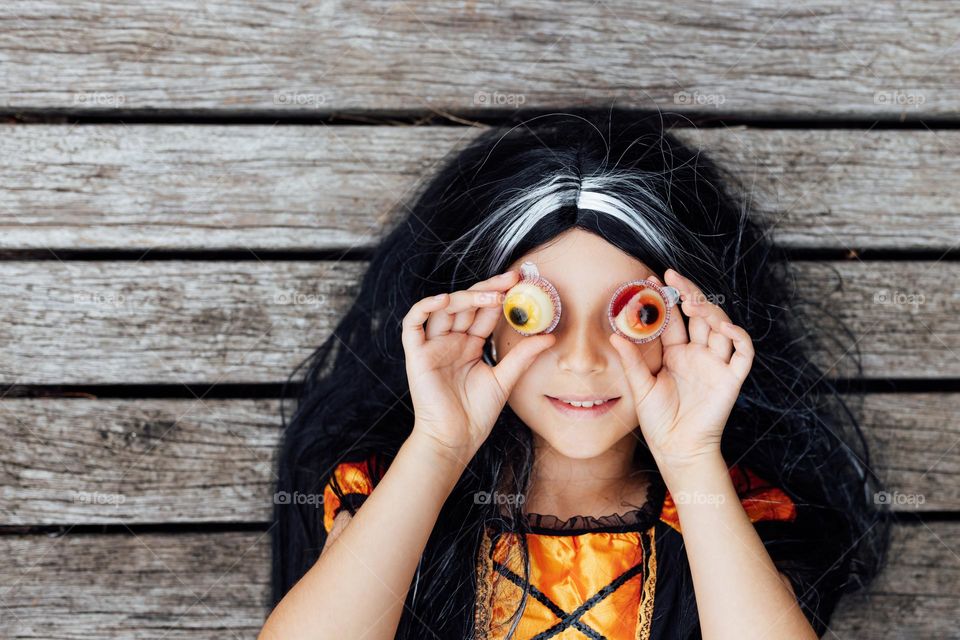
[506,229,654,300]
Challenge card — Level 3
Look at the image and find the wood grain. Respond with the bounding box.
[1,1,955,635]
[1,1,957,117]
[0,524,953,638]
[0,394,954,525]
[3,125,960,250]
[0,530,270,639]
[0,260,955,385]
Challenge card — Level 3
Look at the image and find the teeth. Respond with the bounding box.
[559,398,607,408]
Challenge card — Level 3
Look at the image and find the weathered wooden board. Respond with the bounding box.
[0,260,365,385]
[0,399,281,525]
[0,530,270,639]
[1,1,957,117]
[0,124,462,251]
[3,124,960,250]
[791,261,959,379]
[0,394,954,525]
[0,523,954,638]
[0,260,955,385]
[827,521,960,639]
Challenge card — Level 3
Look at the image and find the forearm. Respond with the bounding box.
[655,452,817,640]
[259,430,472,640]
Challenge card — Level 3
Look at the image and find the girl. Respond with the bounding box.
[260,109,889,639]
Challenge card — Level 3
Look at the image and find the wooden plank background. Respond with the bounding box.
[1,1,958,638]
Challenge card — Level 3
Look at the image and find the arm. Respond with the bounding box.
[258,431,472,640]
[610,269,818,638]
[260,275,548,638]
[657,452,818,640]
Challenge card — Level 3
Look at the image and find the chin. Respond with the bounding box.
[536,424,627,459]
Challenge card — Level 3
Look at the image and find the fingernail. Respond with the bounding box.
[434,293,447,301]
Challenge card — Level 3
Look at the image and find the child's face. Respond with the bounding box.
[491,228,666,460]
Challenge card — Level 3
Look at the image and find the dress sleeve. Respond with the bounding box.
[322,453,382,535]
[659,463,797,534]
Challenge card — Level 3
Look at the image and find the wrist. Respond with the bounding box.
[652,447,727,489]
[405,428,477,475]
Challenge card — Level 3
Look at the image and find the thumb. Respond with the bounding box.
[609,332,656,401]
[491,334,556,395]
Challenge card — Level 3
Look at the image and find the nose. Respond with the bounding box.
[553,317,608,375]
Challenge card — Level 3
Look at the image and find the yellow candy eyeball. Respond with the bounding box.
[502,261,561,336]
[607,280,676,343]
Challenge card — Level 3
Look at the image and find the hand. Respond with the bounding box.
[401,270,555,463]
[609,269,754,472]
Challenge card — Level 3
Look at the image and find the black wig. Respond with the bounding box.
[271,108,890,639]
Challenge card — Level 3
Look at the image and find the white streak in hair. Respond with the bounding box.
[443,169,698,283]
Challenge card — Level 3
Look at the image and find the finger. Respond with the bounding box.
[427,289,504,339]
[646,274,689,348]
[449,270,519,337]
[687,314,710,346]
[608,332,656,402]
[451,307,478,333]
[491,333,556,393]
[663,274,708,345]
[424,301,454,339]
[703,313,734,361]
[665,269,734,346]
[402,293,451,352]
[449,289,503,333]
[719,321,754,379]
[467,302,503,339]
[467,269,520,292]
[686,298,731,349]
[444,288,505,314]
[667,269,732,323]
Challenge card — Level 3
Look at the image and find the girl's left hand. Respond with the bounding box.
[609,268,754,472]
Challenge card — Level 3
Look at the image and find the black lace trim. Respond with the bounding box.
[516,473,667,535]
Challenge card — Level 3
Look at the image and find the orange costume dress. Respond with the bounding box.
[322,454,798,640]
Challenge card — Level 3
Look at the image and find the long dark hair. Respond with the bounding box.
[270,108,890,638]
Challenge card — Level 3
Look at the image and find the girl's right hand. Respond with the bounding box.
[401,270,556,463]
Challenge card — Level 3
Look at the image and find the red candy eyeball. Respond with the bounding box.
[607,280,675,343]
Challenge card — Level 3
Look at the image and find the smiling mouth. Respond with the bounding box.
[545,395,621,417]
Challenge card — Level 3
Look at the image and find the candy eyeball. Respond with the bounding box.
[607,279,680,344]
[502,261,562,336]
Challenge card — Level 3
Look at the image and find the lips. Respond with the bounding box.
[546,395,620,419]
